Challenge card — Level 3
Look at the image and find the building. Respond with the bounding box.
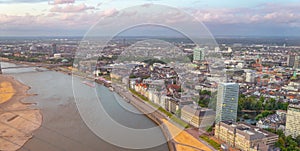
[294,56,300,69]
[285,104,300,138]
[286,54,300,68]
[228,47,233,53]
[245,71,256,83]
[216,83,239,123]
[193,47,204,61]
[215,121,278,151]
[256,111,286,130]
[53,53,62,59]
[52,43,57,54]
[148,89,160,104]
[287,55,296,67]
[164,97,179,114]
[181,105,215,128]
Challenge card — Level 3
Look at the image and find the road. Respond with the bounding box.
[112,83,217,151]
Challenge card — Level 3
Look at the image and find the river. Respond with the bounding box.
[1,62,168,151]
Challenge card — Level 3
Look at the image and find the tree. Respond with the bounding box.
[278,102,289,110]
[275,137,285,148]
[277,130,285,138]
[206,126,213,132]
[198,98,209,107]
[286,135,298,148]
[256,100,263,111]
[200,90,211,95]
[296,135,300,147]
[261,110,273,117]
[259,96,265,103]
[255,114,263,121]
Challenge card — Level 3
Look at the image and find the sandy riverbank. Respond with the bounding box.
[113,84,214,151]
[0,75,42,151]
[162,119,213,151]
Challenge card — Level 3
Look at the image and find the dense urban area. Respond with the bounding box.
[1,36,300,151]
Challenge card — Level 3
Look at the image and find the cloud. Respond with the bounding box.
[0,0,47,3]
[190,2,300,26]
[101,8,118,17]
[49,0,75,5]
[50,3,95,13]
[97,2,102,7]
[0,7,120,33]
[1,2,300,36]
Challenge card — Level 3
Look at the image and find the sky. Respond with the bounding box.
[1,0,300,37]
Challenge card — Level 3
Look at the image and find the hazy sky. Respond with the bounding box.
[1,0,300,37]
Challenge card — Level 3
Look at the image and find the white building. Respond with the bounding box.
[228,47,233,53]
[285,104,300,138]
[245,71,256,83]
[193,48,205,61]
[294,56,300,69]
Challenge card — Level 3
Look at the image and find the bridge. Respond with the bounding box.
[0,62,67,74]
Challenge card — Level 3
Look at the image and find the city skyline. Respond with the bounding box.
[1,0,300,36]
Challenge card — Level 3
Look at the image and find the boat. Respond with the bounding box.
[109,87,114,91]
[82,81,95,88]
[35,67,44,72]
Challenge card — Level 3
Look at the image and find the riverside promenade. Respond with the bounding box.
[112,84,176,151]
[112,84,215,151]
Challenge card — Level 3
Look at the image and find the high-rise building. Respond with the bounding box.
[52,43,57,54]
[216,83,239,123]
[193,48,204,61]
[287,55,295,67]
[285,104,300,138]
[294,56,300,69]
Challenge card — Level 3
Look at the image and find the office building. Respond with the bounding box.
[285,104,300,138]
[193,48,204,61]
[181,105,215,128]
[287,55,296,67]
[52,43,57,54]
[216,83,239,123]
[294,56,300,69]
[288,54,300,69]
[215,121,278,151]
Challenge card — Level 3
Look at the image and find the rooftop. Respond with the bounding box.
[182,105,215,117]
[220,121,278,140]
[289,104,300,109]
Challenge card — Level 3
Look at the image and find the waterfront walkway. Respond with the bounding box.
[112,84,216,151]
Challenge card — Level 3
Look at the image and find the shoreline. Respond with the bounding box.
[0,75,42,151]
[112,84,215,151]
[112,84,176,151]
[1,61,214,151]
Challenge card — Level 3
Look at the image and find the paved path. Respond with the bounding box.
[112,84,217,151]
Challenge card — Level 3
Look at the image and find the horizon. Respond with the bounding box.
[1,0,300,37]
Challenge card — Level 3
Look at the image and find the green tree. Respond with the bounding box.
[255,114,263,121]
[295,135,300,147]
[278,102,289,110]
[286,135,298,148]
[256,100,263,111]
[275,137,285,148]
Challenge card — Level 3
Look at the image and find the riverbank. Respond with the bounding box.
[1,61,213,151]
[113,84,215,151]
[0,75,42,151]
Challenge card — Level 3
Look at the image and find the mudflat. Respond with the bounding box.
[0,75,42,151]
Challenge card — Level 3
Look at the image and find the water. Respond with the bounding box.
[1,62,168,151]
